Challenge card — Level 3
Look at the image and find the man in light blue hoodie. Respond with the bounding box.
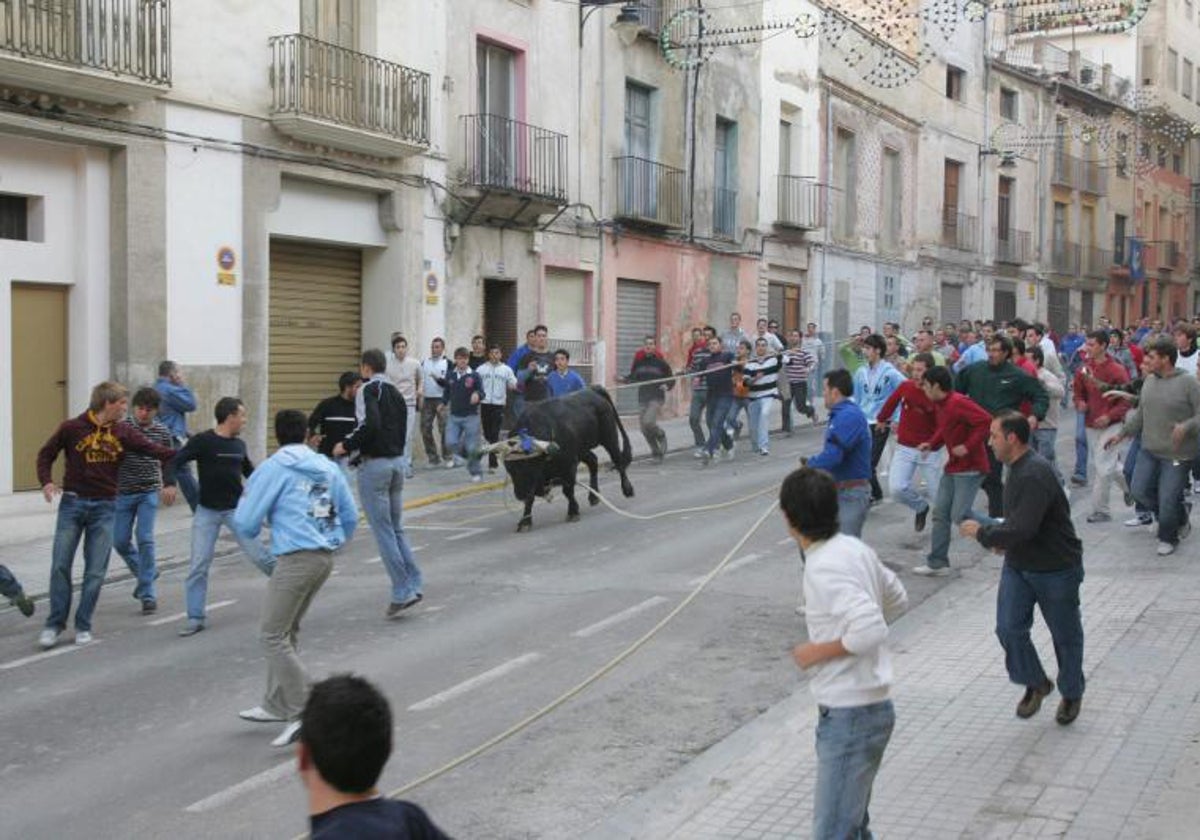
[852,334,906,503]
[232,409,357,748]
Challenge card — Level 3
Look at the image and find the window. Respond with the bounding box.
[0,194,28,241]
[880,147,901,249]
[300,0,357,48]
[834,128,857,238]
[624,82,653,157]
[1114,214,1127,264]
[1168,48,1179,91]
[714,118,737,238]
[1174,152,1183,174]
[1185,59,1195,100]
[1158,144,1168,168]
[942,159,962,245]
[946,66,964,100]
[478,41,517,119]
[997,176,1013,238]
[778,118,794,177]
[1142,44,1156,86]
[1052,202,1067,260]
[999,87,1017,120]
[1116,132,1129,177]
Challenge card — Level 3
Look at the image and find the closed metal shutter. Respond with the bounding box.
[1047,287,1070,337]
[940,283,963,326]
[1081,291,1094,329]
[483,278,519,357]
[993,284,1017,324]
[268,240,362,449]
[616,279,658,413]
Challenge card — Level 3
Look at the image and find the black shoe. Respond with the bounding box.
[386,593,423,618]
[915,506,929,533]
[141,598,157,615]
[12,593,35,618]
[1056,697,1082,725]
[1016,678,1054,718]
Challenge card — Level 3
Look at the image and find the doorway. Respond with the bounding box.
[11,284,68,490]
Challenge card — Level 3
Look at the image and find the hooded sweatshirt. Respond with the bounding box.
[37,411,176,499]
[232,444,357,556]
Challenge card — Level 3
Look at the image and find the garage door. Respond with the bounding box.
[1047,287,1069,337]
[268,240,363,448]
[616,279,658,414]
[940,283,963,326]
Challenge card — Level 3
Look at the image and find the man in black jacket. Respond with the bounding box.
[627,336,675,462]
[308,371,361,467]
[960,411,1085,726]
[334,350,424,617]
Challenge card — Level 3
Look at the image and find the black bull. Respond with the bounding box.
[505,386,635,532]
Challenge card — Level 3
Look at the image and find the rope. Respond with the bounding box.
[582,482,777,520]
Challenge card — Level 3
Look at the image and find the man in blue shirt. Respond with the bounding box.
[546,349,586,397]
[805,369,872,537]
[440,347,485,481]
[154,360,199,511]
[852,335,906,503]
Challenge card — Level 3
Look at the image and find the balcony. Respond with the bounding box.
[995,228,1032,264]
[612,156,685,229]
[1050,241,1079,275]
[1050,153,1107,194]
[269,34,429,158]
[941,210,978,251]
[775,176,825,230]
[1081,245,1113,279]
[0,0,170,104]
[1159,241,1183,270]
[457,114,568,226]
[713,186,736,238]
[638,0,691,36]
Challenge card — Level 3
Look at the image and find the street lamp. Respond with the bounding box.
[580,1,642,47]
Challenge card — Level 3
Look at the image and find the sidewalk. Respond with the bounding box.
[0,408,724,604]
[587,488,1200,838]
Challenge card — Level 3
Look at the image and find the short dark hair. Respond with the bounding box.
[1087,329,1110,346]
[1029,322,1046,338]
[1012,337,1026,356]
[533,324,549,334]
[779,467,840,542]
[214,397,244,424]
[1146,337,1178,364]
[1027,345,1045,366]
[391,334,407,349]
[922,365,953,393]
[338,371,361,391]
[1108,329,1124,347]
[987,335,1013,359]
[911,352,935,368]
[361,349,387,374]
[453,346,470,359]
[863,334,886,354]
[301,674,393,794]
[554,348,570,360]
[157,360,178,378]
[472,334,484,342]
[824,368,853,398]
[132,387,161,410]
[995,410,1031,444]
[275,409,308,445]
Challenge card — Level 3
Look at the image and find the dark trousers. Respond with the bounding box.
[481,404,505,469]
[689,390,708,447]
[783,381,814,433]
[869,426,890,501]
[0,563,24,600]
[982,447,1005,518]
[996,564,1085,700]
[419,398,447,464]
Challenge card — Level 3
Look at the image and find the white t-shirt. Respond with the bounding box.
[420,357,449,399]
[477,362,517,405]
[385,355,420,404]
[1177,349,1199,376]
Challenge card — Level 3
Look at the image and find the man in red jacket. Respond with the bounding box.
[36,381,176,649]
[877,353,943,533]
[1073,330,1131,523]
[913,366,993,576]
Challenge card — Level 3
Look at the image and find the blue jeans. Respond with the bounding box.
[1131,450,1191,544]
[0,563,25,600]
[1072,409,1088,482]
[114,490,160,601]
[358,457,424,603]
[1033,427,1061,481]
[996,563,1085,700]
[174,459,199,512]
[185,505,275,622]
[748,397,773,453]
[703,394,735,455]
[813,699,895,840]
[446,413,483,477]
[1123,435,1150,516]
[838,486,871,538]
[927,472,983,569]
[45,494,116,633]
[888,444,942,513]
[689,389,708,447]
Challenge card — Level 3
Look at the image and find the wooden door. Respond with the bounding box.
[12,284,67,490]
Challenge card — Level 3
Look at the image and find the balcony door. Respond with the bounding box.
[477,41,518,189]
[942,160,961,245]
[997,176,1013,261]
[623,82,655,218]
[301,0,357,48]
[1052,201,1068,271]
[714,118,737,237]
[299,0,359,124]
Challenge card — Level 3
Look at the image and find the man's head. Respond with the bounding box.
[986,335,1013,366]
[885,335,901,358]
[214,397,247,435]
[691,327,703,342]
[471,335,485,354]
[806,322,818,336]
[787,328,802,347]
[921,365,953,402]
[1085,330,1110,360]
[756,318,769,335]
[299,674,393,796]
[1145,337,1178,373]
[823,369,853,406]
[1068,323,1079,335]
[862,334,886,364]
[1152,318,1164,331]
[729,312,742,329]
[988,410,1031,465]
[779,467,840,545]
[525,329,536,347]
[736,339,753,358]
[131,387,161,426]
[754,337,770,358]
[643,335,657,353]
[157,360,182,382]
[360,348,387,377]
[768,319,780,334]
[430,337,445,357]
[453,347,470,368]
[554,349,570,371]
[391,334,408,359]
[89,381,130,424]
[921,316,934,330]
[914,329,934,352]
[275,409,308,446]
[881,322,896,339]
[1108,329,1124,349]
[488,342,503,363]
[1026,345,1045,369]
[981,321,996,341]
[707,335,722,354]
[1174,324,1196,352]
[533,325,549,350]
[910,352,933,382]
[338,371,361,400]
[703,325,717,341]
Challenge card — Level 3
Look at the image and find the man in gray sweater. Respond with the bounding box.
[1111,338,1200,556]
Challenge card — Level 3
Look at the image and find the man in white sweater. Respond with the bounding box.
[783,467,908,840]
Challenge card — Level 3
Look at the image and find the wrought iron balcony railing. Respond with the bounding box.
[1081,245,1113,278]
[713,186,736,238]
[942,210,978,251]
[776,175,825,230]
[637,0,692,35]
[1050,153,1106,194]
[613,155,685,228]
[0,0,170,84]
[1050,240,1078,274]
[270,34,429,149]
[461,113,568,203]
[995,228,1032,264]
[1161,240,1182,269]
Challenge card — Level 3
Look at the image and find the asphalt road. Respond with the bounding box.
[0,425,966,839]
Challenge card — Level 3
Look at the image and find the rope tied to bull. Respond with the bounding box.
[478,430,560,462]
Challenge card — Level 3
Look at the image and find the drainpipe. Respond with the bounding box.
[595,15,608,383]
[980,10,991,308]
[820,80,833,345]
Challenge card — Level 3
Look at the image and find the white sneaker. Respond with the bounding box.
[722,448,735,461]
[38,628,60,650]
[74,630,93,646]
[693,448,706,459]
[240,705,287,723]
[1157,541,1177,556]
[470,475,482,483]
[912,564,951,577]
[271,720,302,747]
[1124,513,1154,527]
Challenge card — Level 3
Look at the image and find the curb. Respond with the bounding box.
[403,479,507,510]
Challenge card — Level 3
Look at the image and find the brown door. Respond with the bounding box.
[11,284,68,490]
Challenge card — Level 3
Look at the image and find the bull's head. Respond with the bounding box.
[505,459,549,501]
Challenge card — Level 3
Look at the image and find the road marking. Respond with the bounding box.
[147,599,237,627]
[572,596,670,638]
[688,552,763,586]
[184,760,293,813]
[445,527,489,541]
[363,556,381,565]
[0,641,100,671]
[777,537,793,546]
[406,524,490,541]
[408,652,542,712]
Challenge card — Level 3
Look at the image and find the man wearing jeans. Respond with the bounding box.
[385,335,422,479]
[233,409,357,748]
[876,354,942,532]
[805,370,873,537]
[698,336,736,463]
[336,349,424,617]
[440,347,485,481]
[851,334,905,503]
[1073,330,1131,523]
[36,382,176,649]
[154,360,200,511]
[913,365,993,576]
[687,328,715,451]
[961,413,1085,726]
[169,397,275,636]
[784,467,908,839]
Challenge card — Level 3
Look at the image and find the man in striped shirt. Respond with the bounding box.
[114,387,178,615]
[745,337,782,456]
[783,329,818,433]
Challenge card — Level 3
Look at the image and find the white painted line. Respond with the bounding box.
[0,641,99,671]
[572,596,670,638]
[147,599,237,627]
[363,556,381,565]
[408,652,542,712]
[184,760,294,813]
[777,537,793,546]
[688,553,764,587]
[445,527,489,541]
